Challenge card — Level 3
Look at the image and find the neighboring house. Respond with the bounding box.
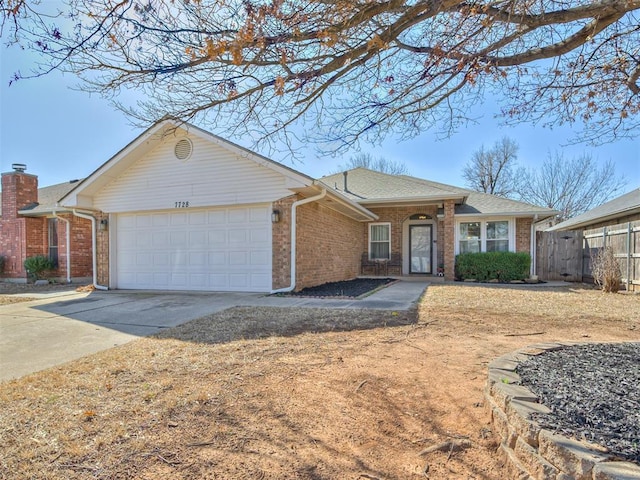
[3,119,556,291]
[0,166,93,282]
[546,188,640,232]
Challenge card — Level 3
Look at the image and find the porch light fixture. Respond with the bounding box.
[271,209,281,223]
[99,218,109,231]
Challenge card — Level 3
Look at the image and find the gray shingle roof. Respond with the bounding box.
[547,188,640,231]
[458,191,555,216]
[319,168,556,216]
[320,168,466,200]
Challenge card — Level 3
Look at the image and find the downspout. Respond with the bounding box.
[72,209,109,290]
[52,210,71,284]
[530,215,538,278]
[271,189,327,294]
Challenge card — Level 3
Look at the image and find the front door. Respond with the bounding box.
[409,225,432,274]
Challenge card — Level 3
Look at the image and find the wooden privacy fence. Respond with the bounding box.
[536,230,583,282]
[536,220,640,291]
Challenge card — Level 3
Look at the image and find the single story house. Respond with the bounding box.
[3,119,556,291]
[546,188,640,232]
[0,166,93,282]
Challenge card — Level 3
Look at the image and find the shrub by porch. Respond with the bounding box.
[455,251,531,282]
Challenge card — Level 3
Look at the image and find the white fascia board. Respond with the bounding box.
[59,121,172,207]
[18,208,69,217]
[455,211,557,219]
[547,207,640,231]
[322,187,378,221]
[359,194,466,206]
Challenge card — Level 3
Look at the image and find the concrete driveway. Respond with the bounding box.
[0,281,428,382]
[0,290,264,381]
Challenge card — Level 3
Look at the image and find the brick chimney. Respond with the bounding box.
[1,165,39,279]
[1,165,38,219]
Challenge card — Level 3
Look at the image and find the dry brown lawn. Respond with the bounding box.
[1,284,638,479]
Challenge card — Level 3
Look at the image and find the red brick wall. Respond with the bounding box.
[272,195,295,290]
[55,214,93,280]
[1,172,38,216]
[95,213,109,285]
[295,201,365,290]
[1,172,93,281]
[0,218,28,277]
[366,206,440,275]
[515,218,532,254]
[443,200,456,280]
[0,172,39,279]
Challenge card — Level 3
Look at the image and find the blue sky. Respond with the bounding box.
[2,34,639,195]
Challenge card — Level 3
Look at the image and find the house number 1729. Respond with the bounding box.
[174,201,190,208]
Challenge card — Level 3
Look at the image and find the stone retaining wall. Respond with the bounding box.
[485,343,640,480]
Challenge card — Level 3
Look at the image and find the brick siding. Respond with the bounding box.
[1,172,93,282]
[443,200,456,280]
[271,195,295,290]
[0,172,39,279]
[515,218,533,254]
[294,200,365,290]
[366,205,442,275]
[95,213,109,286]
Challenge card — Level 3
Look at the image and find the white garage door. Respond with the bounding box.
[115,205,272,292]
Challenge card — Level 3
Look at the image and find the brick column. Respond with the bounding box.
[271,195,296,290]
[95,213,109,286]
[443,200,455,281]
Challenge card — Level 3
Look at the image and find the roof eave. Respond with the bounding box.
[17,207,73,217]
[358,194,466,207]
[547,206,640,231]
[311,183,378,221]
[456,211,559,219]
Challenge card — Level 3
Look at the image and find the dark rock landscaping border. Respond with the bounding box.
[485,343,640,480]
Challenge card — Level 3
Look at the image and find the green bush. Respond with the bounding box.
[24,255,54,281]
[455,252,531,282]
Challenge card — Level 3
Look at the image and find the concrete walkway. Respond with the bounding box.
[0,280,428,381]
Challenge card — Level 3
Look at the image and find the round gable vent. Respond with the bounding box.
[174,138,193,161]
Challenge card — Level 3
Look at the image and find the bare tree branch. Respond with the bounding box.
[517,153,628,221]
[3,0,639,153]
[462,137,523,197]
[335,152,410,175]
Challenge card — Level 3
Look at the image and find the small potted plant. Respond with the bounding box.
[437,263,445,276]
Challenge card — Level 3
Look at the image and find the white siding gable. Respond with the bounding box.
[93,133,296,212]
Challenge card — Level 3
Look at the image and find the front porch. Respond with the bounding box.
[363,201,456,281]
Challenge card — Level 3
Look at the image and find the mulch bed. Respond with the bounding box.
[517,343,640,463]
[278,277,396,298]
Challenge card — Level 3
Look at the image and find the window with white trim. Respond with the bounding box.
[459,222,481,254]
[48,218,59,268]
[486,220,509,252]
[458,219,513,254]
[369,223,391,260]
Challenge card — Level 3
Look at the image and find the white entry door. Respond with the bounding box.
[115,205,272,292]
